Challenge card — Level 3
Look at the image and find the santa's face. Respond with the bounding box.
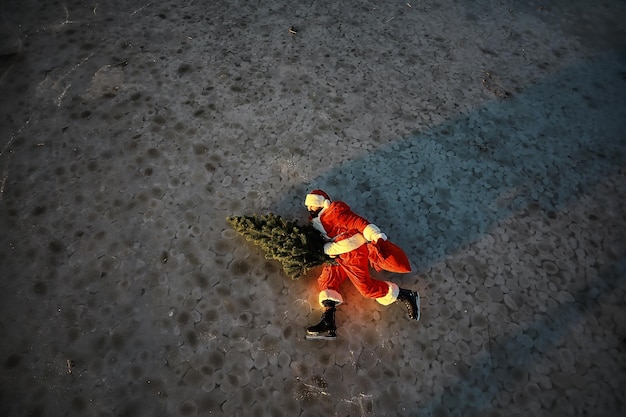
[307,206,323,218]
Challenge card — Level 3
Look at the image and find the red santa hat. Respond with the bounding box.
[304,189,332,208]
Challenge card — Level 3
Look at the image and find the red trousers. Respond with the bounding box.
[318,244,389,299]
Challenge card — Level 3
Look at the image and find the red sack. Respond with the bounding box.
[368,239,412,273]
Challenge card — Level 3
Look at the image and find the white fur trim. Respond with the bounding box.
[319,289,343,306]
[305,194,330,208]
[376,281,399,306]
[363,224,387,242]
[324,233,367,256]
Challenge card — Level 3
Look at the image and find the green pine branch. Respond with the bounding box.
[226,213,333,279]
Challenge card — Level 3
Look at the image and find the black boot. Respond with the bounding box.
[397,288,420,321]
[306,300,337,339]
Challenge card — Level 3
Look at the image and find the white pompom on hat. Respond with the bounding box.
[304,189,332,208]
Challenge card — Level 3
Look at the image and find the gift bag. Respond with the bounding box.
[368,239,412,273]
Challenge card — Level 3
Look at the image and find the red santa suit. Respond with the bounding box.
[305,192,401,307]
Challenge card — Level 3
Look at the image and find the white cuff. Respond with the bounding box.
[363,224,387,242]
[376,282,399,306]
[323,234,367,256]
[319,289,343,306]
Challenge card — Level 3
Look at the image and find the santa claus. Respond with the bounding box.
[304,189,420,340]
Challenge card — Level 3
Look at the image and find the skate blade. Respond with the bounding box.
[305,333,337,341]
[415,292,421,321]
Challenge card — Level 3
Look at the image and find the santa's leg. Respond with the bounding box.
[376,282,421,321]
[306,267,345,340]
[306,293,343,339]
[306,299,338,339]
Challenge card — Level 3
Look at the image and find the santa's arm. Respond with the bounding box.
[334,203,387,243]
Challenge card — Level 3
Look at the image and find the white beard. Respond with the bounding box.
[311,216,330,240]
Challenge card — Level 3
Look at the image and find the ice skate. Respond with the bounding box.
[398,288,420,321]
[306,300,337,340]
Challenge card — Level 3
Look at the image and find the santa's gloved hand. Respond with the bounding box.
[363,224,387,243]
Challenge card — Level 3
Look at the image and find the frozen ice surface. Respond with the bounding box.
[1,0,626,416]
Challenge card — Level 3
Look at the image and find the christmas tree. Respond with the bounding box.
[226,213,334,279]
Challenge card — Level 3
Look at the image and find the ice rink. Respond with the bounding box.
[1,0,625,416]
